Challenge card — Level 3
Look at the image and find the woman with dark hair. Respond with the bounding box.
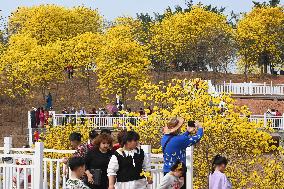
[62,132,87,165]
[35,107,40,127]
[87,129,99,150]
[69,132,88,158]
[209,155,232,189]
[85,134,113,189]
[107,131,152,189]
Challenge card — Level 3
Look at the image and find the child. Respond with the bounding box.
[66,157,90,189]
[209,155,232,189]
[158,160,186,189]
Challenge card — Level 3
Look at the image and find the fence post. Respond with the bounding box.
[141,145,152,184]
[186,146,194,189]
[229,80,232,93]
[282,114,284,131]
[141,145,151,163]
[264,113,267,128]
[28,111,33,147]
[52,111,56,126]
[271,81,273,95]
[34,142,44,189]
[4,137,12,155]
[75,112,78,125]
[4,137,12,189]
[249,81,253,95]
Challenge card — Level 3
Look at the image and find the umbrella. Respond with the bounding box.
[106,104,119,114]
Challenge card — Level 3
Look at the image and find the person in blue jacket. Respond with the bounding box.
[161,117,204,189]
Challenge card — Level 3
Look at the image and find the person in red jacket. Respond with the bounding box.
[276,110,282,116]
[34,130,40,142]
[39,107,45,128]
[275,110,282,128]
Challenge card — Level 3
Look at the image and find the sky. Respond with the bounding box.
[1,0,283,21]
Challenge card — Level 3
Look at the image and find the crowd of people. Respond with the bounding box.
[30,104,153,129]
[30,107,53,128]
[266,109,282,117]
[64,117,231,189]
[265,109,283,128]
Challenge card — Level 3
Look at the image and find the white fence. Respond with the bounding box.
[0,137,194,189]
[215,81,284,96]
[248,114,284,130]
[27,111,284,146]
[28,112,142,146]
[51,114,141,128]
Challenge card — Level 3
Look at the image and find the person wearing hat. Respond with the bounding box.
[161,117,203,189]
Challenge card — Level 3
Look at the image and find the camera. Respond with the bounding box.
[188,121,196,128]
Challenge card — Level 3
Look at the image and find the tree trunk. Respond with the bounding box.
[244,64,248,82]
[41,85,46,102]
[263,63,268,74]
[87,74,91,102]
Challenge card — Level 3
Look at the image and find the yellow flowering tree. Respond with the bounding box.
[8,5,102,45]
[61,32,103,98]
[114,17,150,45]
[150,7,235,72]
[26,41,65,98]
[1,5,103,99]
[0,34,38,98]
[236,6,284,74]
[134,79,283,188]
[96,25,150,105]
[0,34,65,98]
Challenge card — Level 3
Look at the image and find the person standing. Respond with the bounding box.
[85,134,113,189]
[70,107,76,125]
[69,132,88,158]
[66,157,90,189]
[62,107,68,125]
[161,118,203,189]
[79,107,87,125]
[44,110,49,126]
[34,130,40,142]
[39,107,45,128]
[30,107,36,128]
[66,65,74,79]
[45,92,53,110]
[209,155,232,189]
[35,108,40,127]
[87,129,99,150]
[138,108,145,117]
[107,131,152,189]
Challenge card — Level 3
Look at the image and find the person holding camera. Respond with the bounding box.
[161,117,203,189]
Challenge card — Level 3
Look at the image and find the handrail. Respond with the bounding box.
[43,149,75,153]
[0,164,34,168]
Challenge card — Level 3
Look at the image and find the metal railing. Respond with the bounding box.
[248,114,284,130]
[215,81,284,96]
[0,137,194,189]
[28,112,143,146]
